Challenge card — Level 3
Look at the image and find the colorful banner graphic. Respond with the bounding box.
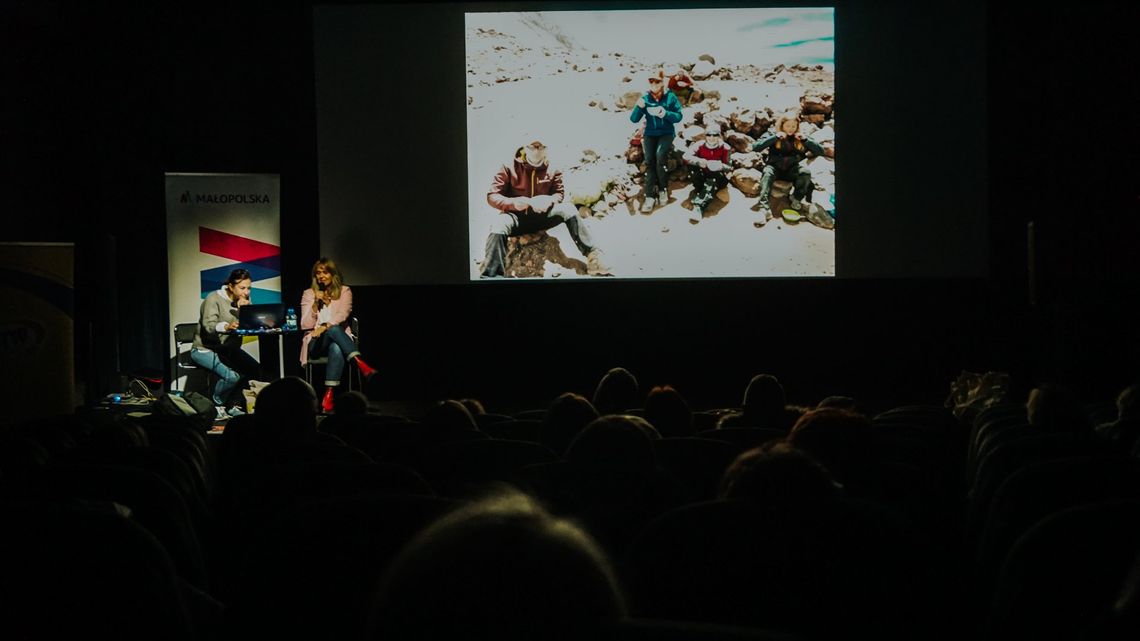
[165,173,281,391]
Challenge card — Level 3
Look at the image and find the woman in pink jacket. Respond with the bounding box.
[300,258,377,413]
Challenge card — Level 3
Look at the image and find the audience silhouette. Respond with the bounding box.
[3,366,1137,641]
[369,490,627,640]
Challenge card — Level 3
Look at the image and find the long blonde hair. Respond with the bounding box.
[310,257,344,312]
[775,111,801,134]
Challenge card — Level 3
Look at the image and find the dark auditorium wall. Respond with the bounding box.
[6,1,1137,408]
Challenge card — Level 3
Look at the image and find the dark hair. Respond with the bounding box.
[424,400,478,432]
[643,385,693,438]
[540,393,599,456]
[254,376,318,442]
[787,408,874,483]
[719,441,842,504]
[336,391,369,417]
[742,374,786,426]
[592,367,639,416]
[566,415,659,472]
[370,491,626,640]
[225,268,252,286]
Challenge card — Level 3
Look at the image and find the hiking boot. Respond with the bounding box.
[225,405,245,418]
[586,249,612,276]
[659,188,670,204]
[689,205,704,223]
[789,198,803,211]
[640,198,655,213]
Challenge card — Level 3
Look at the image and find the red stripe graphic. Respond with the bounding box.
[199,227,279,262]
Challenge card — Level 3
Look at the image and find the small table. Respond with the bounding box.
[224,328,302,379]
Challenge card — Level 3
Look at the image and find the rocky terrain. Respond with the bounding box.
[466,13,836,279]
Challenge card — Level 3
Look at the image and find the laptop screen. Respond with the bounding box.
[238,303,284,331]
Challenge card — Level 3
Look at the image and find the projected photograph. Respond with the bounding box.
[466,7,835,280]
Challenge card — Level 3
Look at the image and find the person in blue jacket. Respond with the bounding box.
[629,69,684,213]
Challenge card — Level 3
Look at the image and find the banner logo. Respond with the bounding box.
[178,191,272,205]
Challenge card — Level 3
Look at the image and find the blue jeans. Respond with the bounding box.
[642,134,675,196]
[190,346,260,406]
[308,325,359,385]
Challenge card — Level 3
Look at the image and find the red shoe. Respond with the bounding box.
[353,357,378,381]
[321,387,335,414]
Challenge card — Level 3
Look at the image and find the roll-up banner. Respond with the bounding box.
[165,173,281,391]
[0,242,75,424]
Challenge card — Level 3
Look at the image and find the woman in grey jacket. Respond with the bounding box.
[190,268,261,417]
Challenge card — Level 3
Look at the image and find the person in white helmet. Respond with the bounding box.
[682,124,733,223]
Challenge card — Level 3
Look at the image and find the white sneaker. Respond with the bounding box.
[226,406,246,418]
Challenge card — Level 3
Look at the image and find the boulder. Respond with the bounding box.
[811,125,836,143]
[698,53,716,65]
[691,60,716,80]
[724,130,755,153]
[690,105,709,126]
[505,232,587,277]
[730,151,763,169]
[730,109,757,133]
[682,125,705,142]
[571,189,603,207]
[772,70,797,85]
[770,179,793,199]
[729,168,764,196]
[749,110,775,137]
[804,202,835,229]
[705,113,732,136]
[616,91,642,109]
[800,93,834,116]
[625,146,644,164]
[803,114,827,124]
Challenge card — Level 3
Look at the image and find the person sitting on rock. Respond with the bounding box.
[682,124,733,223]
[749,112,824,225]
[629,69,684,213]
[668,67,703,106]
[480,140,610,278]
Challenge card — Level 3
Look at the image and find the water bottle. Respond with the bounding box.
[285,307,298,331]
[828,192,836,219]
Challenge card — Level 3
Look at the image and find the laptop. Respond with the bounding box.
[236,303,285,334]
